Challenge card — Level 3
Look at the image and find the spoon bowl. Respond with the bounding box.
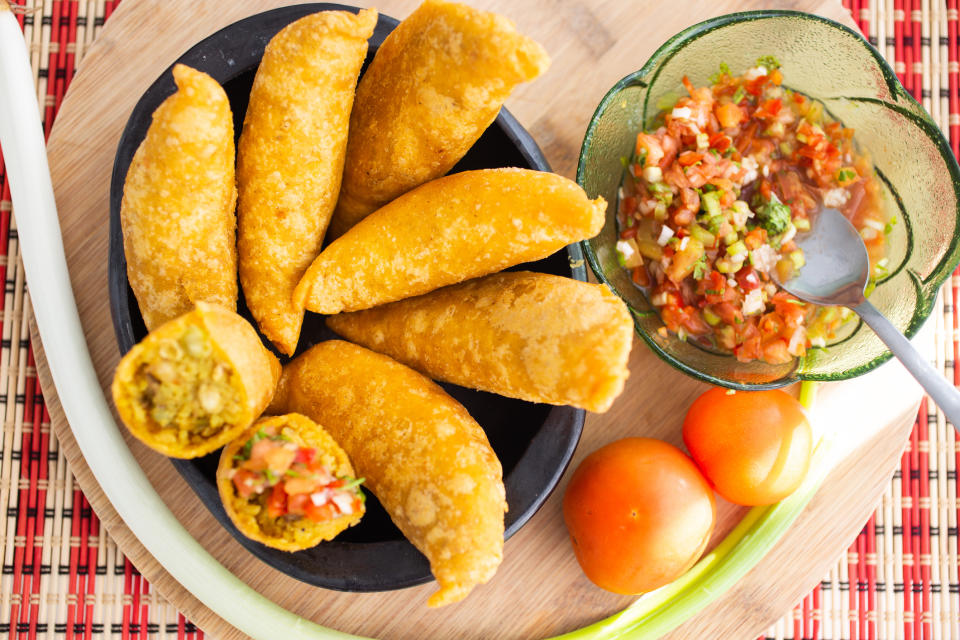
[779,207,869,307]
[778,207,960,427]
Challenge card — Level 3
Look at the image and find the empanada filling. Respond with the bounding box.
[123,324,244,444]
[227,425,365,537]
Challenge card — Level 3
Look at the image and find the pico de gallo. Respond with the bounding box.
[616,57,891,364]
[228,426,365,523]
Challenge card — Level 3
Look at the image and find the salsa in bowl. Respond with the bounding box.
[578,10,960,388]
[616,58,889,366]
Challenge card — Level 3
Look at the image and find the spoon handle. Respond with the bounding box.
[854,300,960,428]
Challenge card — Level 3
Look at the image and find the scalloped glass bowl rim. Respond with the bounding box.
[577,9,960,390]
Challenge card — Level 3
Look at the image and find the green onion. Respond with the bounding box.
[340,477,366,491]
[264,469,277,484]
[884,217,897,235]
[786,298,806,306]
[732,85,746,105]
[793,218,811,231]
[284,469,302,478]
[723,231,739,245]
[789,250,806,270]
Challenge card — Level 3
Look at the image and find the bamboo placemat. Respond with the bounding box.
[0,0,956,638]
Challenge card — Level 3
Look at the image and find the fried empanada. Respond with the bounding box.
[294,168,606,315]
[270,340,506,607]
[328,0,549,236]
[120,64,237,331]
[217,413,364,551]
[111,302,280,458]
[327,271,633,412]
[237,9,377,355]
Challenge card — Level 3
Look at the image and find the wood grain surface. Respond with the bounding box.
[37,0,924,638]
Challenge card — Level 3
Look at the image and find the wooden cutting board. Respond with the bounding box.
[38,0,925,638]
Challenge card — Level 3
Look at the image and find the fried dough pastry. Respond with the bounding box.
[120,64,237,331]
[270,340,506,607]
[328,0,549,236]
[327,272,633,412]
[237,8,377,356]
[111,302,281,458]
[294,168,607,315]
[217,414,364,551]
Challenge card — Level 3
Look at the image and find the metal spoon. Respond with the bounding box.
[777,207,960,426]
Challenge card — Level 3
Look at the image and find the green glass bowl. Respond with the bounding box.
[577,10,960,389]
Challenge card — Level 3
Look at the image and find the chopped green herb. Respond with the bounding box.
[264,469,277,483]
[692,254,709,279]
[836,168,857,183]
[756,54,781,70]
[709,62,732,84]
[884,217,897,235]
[732,85,746,105]
[285,469,303,478]
[786,298,806,306]
[756,199,792,236]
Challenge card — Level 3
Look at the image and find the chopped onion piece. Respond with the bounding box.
[657,226,675,246]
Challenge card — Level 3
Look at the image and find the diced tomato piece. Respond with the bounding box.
[735,334,762,362]
[762,339,793,364]
[709,132,732,152]
[635,133,664,167]
[714,302,744,327]
[266,483,287,518]
[305,501,336,523]
[745,74,768,96]
[769,68,783,86]
[232,469,259,499]
[620,226,638,240]
[682,76,696,97]
[734,266,761,292]
[758,313,785,341]
[293,447,316,465]
[678,151,702,166]
[287,493,310,516]
[680,307,711,335]
[620,196,638,216]
[744,228,767,251]
[715,102,745,129]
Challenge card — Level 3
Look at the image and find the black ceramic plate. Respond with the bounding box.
[108,4,586,593]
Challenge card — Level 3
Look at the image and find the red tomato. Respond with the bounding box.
[231,469,258,499]
[287,493,310,516]
[266,483,287,518]
[682,388,812,506]
[562,438,716,595]
[306,501,336,523]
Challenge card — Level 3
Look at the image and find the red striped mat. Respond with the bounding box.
[0,1,956,639]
